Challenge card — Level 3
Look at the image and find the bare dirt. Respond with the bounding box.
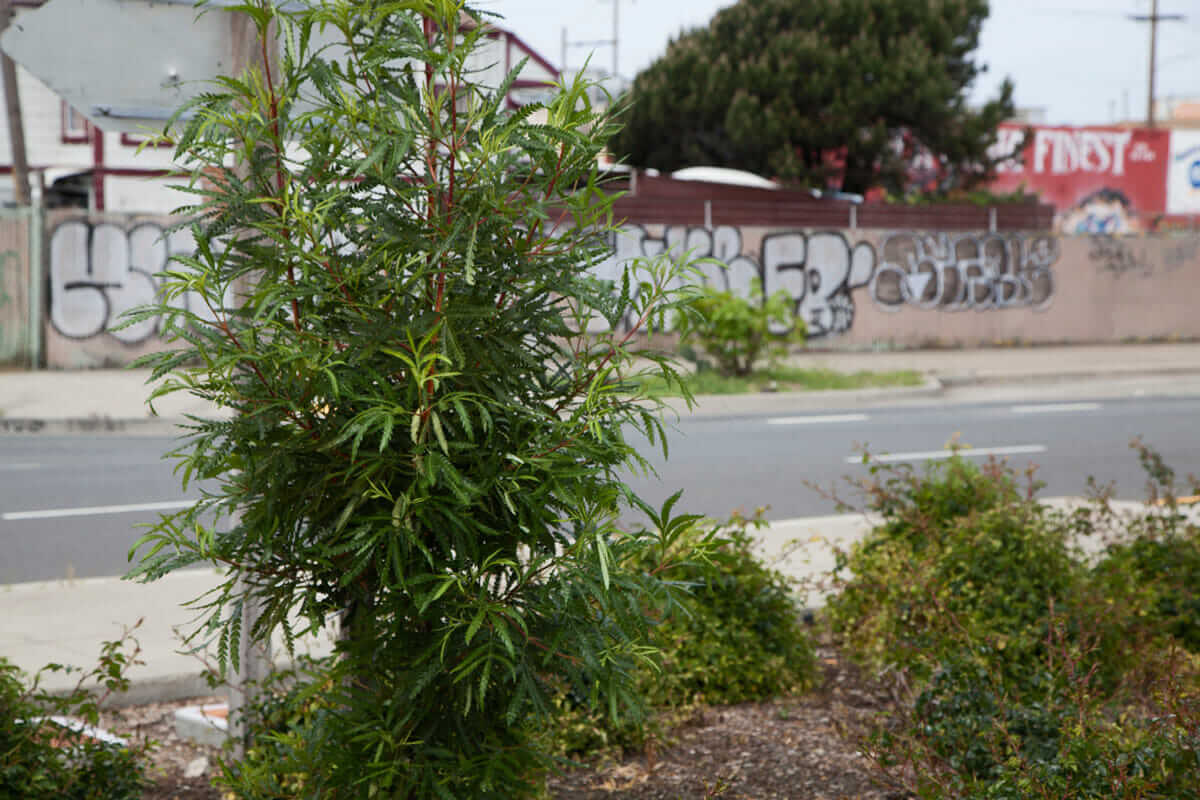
[101,646,901,799]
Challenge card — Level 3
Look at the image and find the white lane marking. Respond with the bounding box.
[846,444,1047,464]
[768,414,869,425]
[0,463,41,471]
[3,500,195,521]
[1011,402,1101,414]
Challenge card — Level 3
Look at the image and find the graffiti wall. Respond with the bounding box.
[0,211,33,366]
[595,223,1200,348]
[45,212,231,369]
[40,212,1200,366]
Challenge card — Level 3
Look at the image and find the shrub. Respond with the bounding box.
[677,279,804,377]
[126,2,704,797]
[1094,532,1200,652]
[640,511,816,709]
[542,510,816,759]
[833,447,1200,798]
[871,648,1200,799]
[827,454,1077,678]
[0,628,151,800]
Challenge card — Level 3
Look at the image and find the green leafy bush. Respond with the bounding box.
[1091,441,1200,653]
[871,639,1200,799]
[1094,532,1200,652]
[126,2,706,797]
[640,511,816,709]
[828,454,1077,678]
[677,279,804,377]
[831,448,1200,798]
[542,509,816,759]
[0,628,151,800]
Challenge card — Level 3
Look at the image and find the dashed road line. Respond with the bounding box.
[3,500,195,521]
[1011,402,1101,414]
[847,444,1048,464]
[767,414,869,425]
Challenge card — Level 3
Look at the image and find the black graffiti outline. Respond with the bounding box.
[602,224,877,338]
[761,231,876,338]
[48,218,202,344]
[870,232,1057,313]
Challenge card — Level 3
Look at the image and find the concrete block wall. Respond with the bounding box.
[18,212,1200,368]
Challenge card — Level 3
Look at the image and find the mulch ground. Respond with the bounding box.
[102,645,904,800]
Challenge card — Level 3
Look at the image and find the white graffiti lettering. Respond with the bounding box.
[1032,129,1133,176]
[869,233,1057,312]
[49,219,226,344]
[597,225,876,338]
[761,232,875,337]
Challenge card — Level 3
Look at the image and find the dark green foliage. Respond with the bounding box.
[828,454,1074,677]
[830,450,1200,798]
[125,2,705,796]
[541,512,816,759]
[676,279,804,377]
[0,630,151,800]
[610,0,1017,195]
[873,642,1200,799]
[635,512,816,710]
[1095,534,1200,652]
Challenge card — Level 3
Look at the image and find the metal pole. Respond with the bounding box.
[0,0,31,207]
[612,0,618,77]
[1148,0,1158,127]
[225,8,275,761]
[1130,3,1185,129]
[27,200,41,367]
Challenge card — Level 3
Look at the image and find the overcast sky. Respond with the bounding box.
[476,0,1200,126]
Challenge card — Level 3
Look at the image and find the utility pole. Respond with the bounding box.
[1130,0,1184,128]
[611,0,618,78]
[0,0,30,206]
[562,1,627,78]
[561,28,618,77]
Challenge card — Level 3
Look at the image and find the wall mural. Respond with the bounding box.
[47,217,1200,359]
[598,225,1059,337]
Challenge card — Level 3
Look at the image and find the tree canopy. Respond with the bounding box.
[609,0,1016,196]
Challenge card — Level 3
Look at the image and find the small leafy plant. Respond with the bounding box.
[636,510,816,709]
[677,278,804,377]
[0,625,152,800]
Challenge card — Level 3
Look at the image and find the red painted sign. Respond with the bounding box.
[987,123,1170,233]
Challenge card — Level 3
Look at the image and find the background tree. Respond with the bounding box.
[609,0,1016,196]
[127,1,705,795]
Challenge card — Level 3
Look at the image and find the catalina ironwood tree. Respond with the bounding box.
[125,0,709,796]
[609,0,1018,196]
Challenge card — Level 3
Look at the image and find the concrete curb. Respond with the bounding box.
[936,365,1200,388]
[682,376,946,418]
[10,367,1200,432]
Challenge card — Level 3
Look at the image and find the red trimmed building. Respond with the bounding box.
[0,2,560,212]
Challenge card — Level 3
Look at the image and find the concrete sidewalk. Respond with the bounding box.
[2,513,880,703]
[5,497,1194,705]
[4,341,1200,703]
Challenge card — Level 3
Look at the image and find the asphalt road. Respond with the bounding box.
[3,393,1199,583]
[622,395,1200,522]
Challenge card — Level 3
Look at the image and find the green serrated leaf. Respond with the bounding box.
[430,410,449,455]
